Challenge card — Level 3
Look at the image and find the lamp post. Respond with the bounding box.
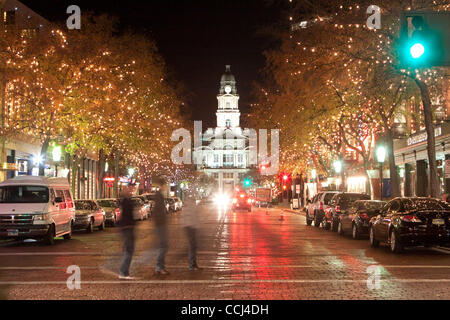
[52,146,61,177]
[376,146,386,200]
[333,160,342,190]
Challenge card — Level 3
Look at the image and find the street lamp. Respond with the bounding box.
[311,169,317,180]
[128,167,135,177]
[376,146,386,200]
[52,146,61,177]
[333,160,342,173]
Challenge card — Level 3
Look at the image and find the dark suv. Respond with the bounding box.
[323,192,371,231]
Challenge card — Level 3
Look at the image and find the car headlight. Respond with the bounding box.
[34,213,49,221]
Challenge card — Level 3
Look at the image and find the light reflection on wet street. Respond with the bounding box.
[1,203,450,299]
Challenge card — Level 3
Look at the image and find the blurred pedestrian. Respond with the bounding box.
[153,184,169,275]
[118,184,137,280]
[182,193,200,270]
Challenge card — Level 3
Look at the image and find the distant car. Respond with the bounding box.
[305,191,339,227]
[130,198,148,221]
[97,198,121,226]
[324,192,371,231]
[132,195,151,218]
[74,200,106,233]
[369,197,450,253]
[170,197,183,211]
[231,192,252,212]
[337,200,386,239]
[148,200,155,213]
[142,193,156,201]
[141,193,156,214]
[166,198,176,213]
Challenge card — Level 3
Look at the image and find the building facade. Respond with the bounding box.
[193,65,251,194]
[394,77,450,198]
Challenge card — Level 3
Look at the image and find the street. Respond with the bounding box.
[1,203,450,300]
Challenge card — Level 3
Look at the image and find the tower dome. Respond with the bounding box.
[219,65,237,94]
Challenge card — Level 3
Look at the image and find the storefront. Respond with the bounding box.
[394,122,450,197]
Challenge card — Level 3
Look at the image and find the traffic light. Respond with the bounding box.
[243,178,252,188]
[283,174,288,182]
[282,185,287,191]
[399,12,450,67]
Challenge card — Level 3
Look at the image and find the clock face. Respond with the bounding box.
[225,85,232,94]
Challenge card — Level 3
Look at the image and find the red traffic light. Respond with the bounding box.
[282,185,287,190]
[283,175,288,181]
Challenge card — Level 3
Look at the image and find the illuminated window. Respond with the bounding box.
[223,173,234,179]
[4,11,15,25]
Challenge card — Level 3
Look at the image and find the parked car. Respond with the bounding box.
[131,197,148,220]
[170,197,183,211]
[142,193,156,201]
[148,200,155,213]
[166,198,176,213]
[97,198,121,226]
[337,200,386,239]
[305,191,339,227]
[324,192,371,231]
[0,176,76,245]
[231,192,252,212]
[141,193,156,211]
[132,195,151,218]
[74,200,106,233]
[369,197,450,253]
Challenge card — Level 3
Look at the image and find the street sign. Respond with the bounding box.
[255,188,271,202]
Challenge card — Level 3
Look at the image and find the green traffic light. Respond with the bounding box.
[410,43,425,59]
[244,179,251,187]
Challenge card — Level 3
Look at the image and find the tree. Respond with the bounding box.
[252,0,447,197]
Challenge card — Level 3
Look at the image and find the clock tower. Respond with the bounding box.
[216,65,240,128]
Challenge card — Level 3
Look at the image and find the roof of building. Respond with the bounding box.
[220,65,235,83]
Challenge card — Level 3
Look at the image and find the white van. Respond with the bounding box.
[0,176,75,245]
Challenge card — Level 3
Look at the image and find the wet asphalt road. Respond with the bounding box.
[0,203,450,300]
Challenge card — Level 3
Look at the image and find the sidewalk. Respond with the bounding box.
[275,202,306,216]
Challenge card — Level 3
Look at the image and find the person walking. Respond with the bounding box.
[118,184,137,280]
[182,194,200,270]
[153,186,170,275]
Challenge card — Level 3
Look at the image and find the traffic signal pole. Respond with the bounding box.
[399,11,450,198]
[414,77,440,198]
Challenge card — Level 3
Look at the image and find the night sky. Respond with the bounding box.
[21,0,286,128]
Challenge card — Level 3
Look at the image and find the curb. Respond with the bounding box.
[283,209,306,216]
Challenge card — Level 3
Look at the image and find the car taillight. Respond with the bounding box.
[360,213,369,219]
[247,198,252,204]
[336,205,341,213]
[402,215,422,223]
[240,194,245,198]
[319,202,323,211]
[232,198,237,204]
[114,208,120,214]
